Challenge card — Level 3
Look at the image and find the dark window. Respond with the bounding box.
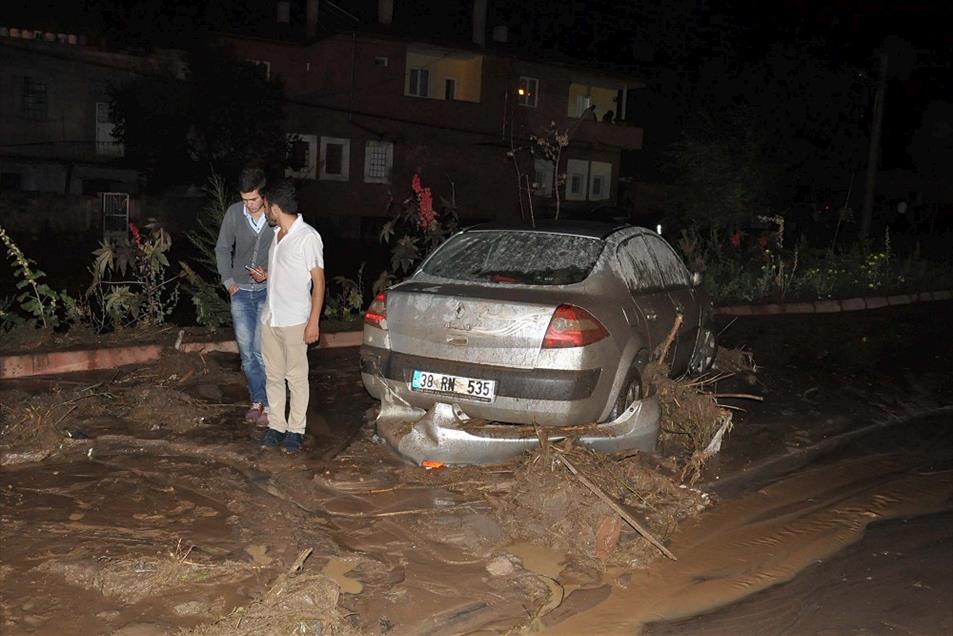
[82,178,113,195]
[591,176,603,197]
[570,174,584,195]
[445,78,456,100]
[408,68,429,97]
[289,139,309,171]
[1,173,23,191]
[324,143,343,175]
[22,76,48,121]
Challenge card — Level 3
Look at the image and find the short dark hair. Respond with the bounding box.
[238,167,266,194]
[262,178,298,214]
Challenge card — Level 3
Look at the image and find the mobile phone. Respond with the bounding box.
[244,265,256,272]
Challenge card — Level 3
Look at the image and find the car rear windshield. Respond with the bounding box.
[422,231,604,285]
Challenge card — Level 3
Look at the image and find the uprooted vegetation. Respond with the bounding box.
[1,352,230,464]
[190,550,362,636]
[490,443,708,568]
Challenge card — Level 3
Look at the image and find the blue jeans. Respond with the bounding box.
[231,288,268,406]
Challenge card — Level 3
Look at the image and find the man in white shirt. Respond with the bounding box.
[259,179,325,454]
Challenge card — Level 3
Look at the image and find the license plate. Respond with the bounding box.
[411,370,496,402]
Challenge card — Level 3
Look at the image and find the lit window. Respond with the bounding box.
[407,68,430,97]
[364,141,394,184]
[518,76,538,107]
[319,136,350,181]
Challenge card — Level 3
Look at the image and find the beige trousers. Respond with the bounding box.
[260,322,310,435]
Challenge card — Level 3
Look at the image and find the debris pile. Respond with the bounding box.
[488,443,707,569]
[195,549,362,636]
[0,385,112,462]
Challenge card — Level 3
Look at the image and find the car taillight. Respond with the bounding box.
[542,304,608,348]
[364,292,387,329]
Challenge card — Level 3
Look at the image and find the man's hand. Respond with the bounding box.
[304,319,320,345]
[228,284,240,296]
[249,266,267,283]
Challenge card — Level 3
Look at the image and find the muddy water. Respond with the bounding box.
[644,510,953,635]
[545,410,953,635]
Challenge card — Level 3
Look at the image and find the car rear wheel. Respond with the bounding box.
[607,371,643,421]
[688,327,717,376]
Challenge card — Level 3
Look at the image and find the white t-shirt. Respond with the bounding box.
[262,215,325,327]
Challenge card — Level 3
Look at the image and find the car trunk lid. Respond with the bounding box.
[386,282,559,369]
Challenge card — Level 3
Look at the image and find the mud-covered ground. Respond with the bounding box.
[2,302,952,635]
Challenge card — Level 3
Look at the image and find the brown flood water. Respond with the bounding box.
[545,410,953,635]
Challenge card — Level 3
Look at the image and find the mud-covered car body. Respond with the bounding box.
[360,222,715,463]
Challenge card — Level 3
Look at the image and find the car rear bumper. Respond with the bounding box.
[360,345,604,425]
[372,395,660,465]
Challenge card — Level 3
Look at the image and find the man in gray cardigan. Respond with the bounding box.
[215,167,273,426]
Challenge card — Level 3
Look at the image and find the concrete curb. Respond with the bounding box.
[1,330,364,380]
[715,289,952,316]
[2,291,949,379]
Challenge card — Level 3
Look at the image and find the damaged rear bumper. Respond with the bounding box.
[374,391,660,466]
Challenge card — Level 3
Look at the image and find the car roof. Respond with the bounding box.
[464,220,633,240]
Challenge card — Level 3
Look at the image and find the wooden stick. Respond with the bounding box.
[287,547,313,575]
[654,313,683,364]
[713,393,764,401]
[555,453,677,561]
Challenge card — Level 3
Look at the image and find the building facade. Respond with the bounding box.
[0,29,185,196]
[219,30,645,230]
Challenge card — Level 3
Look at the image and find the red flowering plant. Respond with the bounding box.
[81,219,182,332]
[376,173,459,292]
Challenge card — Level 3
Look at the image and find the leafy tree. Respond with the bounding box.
[179,173,232,329]
[667,123,776,231]
[667,40,869,236]
[110,45,288,190]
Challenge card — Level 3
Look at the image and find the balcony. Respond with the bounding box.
[573,119,644,150]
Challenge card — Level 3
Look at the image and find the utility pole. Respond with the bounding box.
[860,52,888,241]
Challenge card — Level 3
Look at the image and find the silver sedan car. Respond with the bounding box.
[360,222,715,464]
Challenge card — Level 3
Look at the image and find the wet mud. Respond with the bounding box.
[1,302,952,635]
[644,509,953,635]
[547,410,953,634]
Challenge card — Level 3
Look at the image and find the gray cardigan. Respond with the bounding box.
[215,202,272,292]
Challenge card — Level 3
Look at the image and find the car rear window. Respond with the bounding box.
[422,231,604,285]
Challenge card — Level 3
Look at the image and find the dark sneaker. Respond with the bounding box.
[261,428,284,449]
[255,407,270,428]
[245,402,264,423]
[282,432,304,454]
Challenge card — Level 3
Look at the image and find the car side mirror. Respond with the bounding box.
[691,271,703,287]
